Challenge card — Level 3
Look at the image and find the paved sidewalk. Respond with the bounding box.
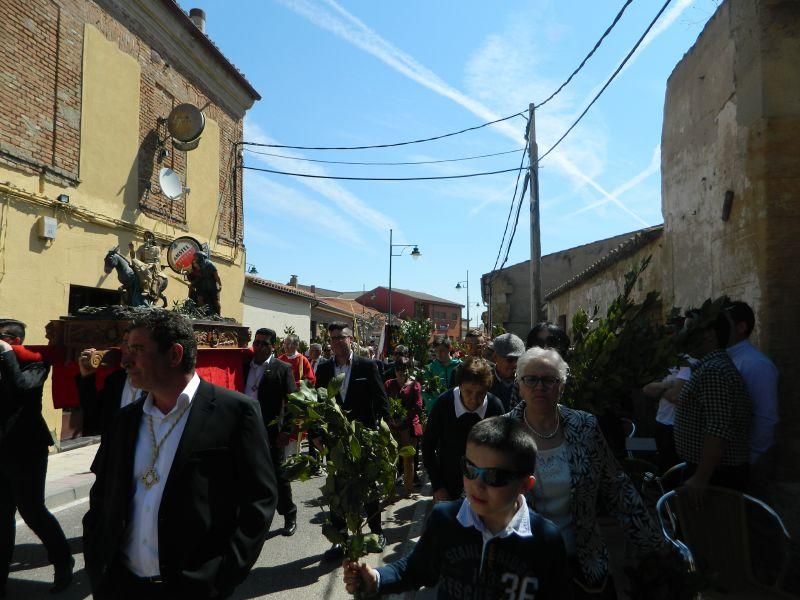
[43,443,98,510]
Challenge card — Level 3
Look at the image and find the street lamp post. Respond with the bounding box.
[388,228,421,338]
[455,270,469,337]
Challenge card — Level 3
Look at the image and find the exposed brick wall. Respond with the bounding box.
[0,0,244,245]
[0,0,82,184]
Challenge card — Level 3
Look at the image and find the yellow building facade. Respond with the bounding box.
[0,1,259,444]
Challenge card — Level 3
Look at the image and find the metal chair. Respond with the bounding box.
[656,486,794,598]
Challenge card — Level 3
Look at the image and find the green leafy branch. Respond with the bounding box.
[281,378,415,563]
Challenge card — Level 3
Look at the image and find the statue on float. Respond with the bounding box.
[103,232,168,307]
[186,251,221,315]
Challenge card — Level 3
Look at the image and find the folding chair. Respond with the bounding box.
[657,486,794,598]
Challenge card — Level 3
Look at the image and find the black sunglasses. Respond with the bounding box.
[519,375,560,389]
[461,456,525,487]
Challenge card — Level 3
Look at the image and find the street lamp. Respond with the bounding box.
[388,228,421,332]
[245,263,258,275]
[455,269,469,336]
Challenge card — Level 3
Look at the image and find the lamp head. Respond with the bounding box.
[411,246,421,260]
[455,282,462,290]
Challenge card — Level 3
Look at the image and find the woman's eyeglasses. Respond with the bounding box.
[461,457,524,487]
[519,375,560,390]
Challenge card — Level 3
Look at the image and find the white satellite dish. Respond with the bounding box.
[159,167,184,200]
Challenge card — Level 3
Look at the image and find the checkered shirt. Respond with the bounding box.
[675,349,752,466]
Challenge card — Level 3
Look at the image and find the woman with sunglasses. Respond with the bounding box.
[507,347,664,599]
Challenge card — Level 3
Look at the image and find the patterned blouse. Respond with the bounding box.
[507,403,665,588]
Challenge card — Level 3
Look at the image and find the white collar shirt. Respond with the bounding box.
[122,372,201,577]
[244,355,272,402]
[333,352,354,400]
[120,375,142,409]
[457,495,532,570]
[453,387,489,419]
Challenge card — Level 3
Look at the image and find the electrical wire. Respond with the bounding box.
[539,0,674,163]
[536,0,636,109]
[239,111,526,151]
[491,145,529,275]
[241,164,527,181]
[242,146,527,166]
[499,173,530,271]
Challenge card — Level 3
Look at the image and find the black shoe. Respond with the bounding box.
[50,556,74,594]
[282,517,297,537]
[323,543,345,562]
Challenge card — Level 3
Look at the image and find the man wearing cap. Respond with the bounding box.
[490,333,525,412]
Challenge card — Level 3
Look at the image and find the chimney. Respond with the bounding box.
[310,285,316,295]
[189,8,206,33]
[289,275,298,288]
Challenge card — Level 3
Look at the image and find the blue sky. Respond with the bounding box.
[181,0,720,327]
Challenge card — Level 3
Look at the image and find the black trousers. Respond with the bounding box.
[330,501,382,536]
[271,445,296,519]
[654,422,680,473]
[0,447,71,584]
[684,462,749,492]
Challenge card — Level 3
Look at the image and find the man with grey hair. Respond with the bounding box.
[490,333,525,411]
[308,343,323,373]
[279,333,316,387]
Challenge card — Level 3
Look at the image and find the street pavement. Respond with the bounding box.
[7,443,436,599]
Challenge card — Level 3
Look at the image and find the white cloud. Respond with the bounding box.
[244,170,366,247]
[277,0,654,227]
[243,121,398,238]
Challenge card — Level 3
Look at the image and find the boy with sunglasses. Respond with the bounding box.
[343,416,569,598]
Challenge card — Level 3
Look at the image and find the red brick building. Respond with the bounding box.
[356,287,464,340]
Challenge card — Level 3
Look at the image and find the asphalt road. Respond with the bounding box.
[7,475,433,600]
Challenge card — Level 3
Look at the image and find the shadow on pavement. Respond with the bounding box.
[230,554,338,599]
[6,567,91,600]
[10,536,84,573]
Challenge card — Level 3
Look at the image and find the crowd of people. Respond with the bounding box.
[0,296,780,598]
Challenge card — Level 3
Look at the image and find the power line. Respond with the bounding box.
[243,145,527,166]
[499,173,530,271]
[239,111,526,151]
[536,0,636,109]
[241,164,527,181]
[539,0,674,163]
[491,145,529,274]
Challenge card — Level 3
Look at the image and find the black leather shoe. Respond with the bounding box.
[50,556,75,594]
[282,518,297,537]
[323,543,345,562]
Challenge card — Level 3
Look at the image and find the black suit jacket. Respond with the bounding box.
[315,356,389,428]
[83,379,277,599]
[74,369,128,437]
[242,357,296,444]
[0,350,52,457]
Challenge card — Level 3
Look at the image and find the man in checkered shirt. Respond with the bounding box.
[675,307,752,493]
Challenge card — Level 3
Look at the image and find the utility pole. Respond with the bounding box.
[528,102,542,328]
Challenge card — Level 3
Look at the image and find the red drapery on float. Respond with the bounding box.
[24,345,254,409]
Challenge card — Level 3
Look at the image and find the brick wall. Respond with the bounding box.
[0,0,244,245]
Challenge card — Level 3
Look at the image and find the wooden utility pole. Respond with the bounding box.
[528,103,542,327]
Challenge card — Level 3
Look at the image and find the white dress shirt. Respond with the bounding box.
[244,354,272,402]
[333,352,354,400]
[123,373,201,577]
[458,494,532,571]
[453,387,489,418]
[120,376,141,409]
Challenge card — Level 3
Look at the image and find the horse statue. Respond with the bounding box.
[103,244,168,307]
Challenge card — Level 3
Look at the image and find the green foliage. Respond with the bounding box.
[564,256,678,416]
[282,378,411,562]
[397,318,434,364]
[416,368,445,398]
[388,396,407,421]
[490,323,506,338]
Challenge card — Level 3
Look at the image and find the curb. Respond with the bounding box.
[44,474,95,510]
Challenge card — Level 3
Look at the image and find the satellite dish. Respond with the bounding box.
[166,104,205,151]
[159,167,184,200]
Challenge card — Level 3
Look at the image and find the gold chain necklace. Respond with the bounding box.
[523,406,561,439]
[140,402,191,489]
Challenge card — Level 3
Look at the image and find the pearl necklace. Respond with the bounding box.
[523,407,560,439]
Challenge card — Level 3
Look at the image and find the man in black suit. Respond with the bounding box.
[83,311,276,600]
[75,330,143,437]
[0,318,73,596]
[242,327,298,536]
[314,322,390,561]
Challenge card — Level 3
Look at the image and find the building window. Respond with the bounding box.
[451,312,458,320]
[68,285,120,315]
